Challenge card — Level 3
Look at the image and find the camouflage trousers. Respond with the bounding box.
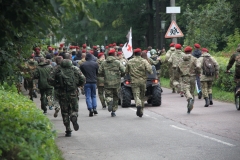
[58,91,79,131]
[105,88,118,112]
[98,86,106,107]
[172,68,181,92]
[201,81,213,98]
[181,76,196,100]
[169,65,174,88]
[39,88,53,112]
[47,88,60,112]
[131,81,146,114]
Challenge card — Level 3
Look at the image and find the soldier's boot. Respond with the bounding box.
[70,115,79,131]
[108,101,113,112]
[187,98,194,114]
[172,88,176,93]
[111,111,116,117]
[209,94,213,105]
[180,91,184,97]
[33,90,37,98]
[198,91,202,99]
[136,106,142,117]
[65,131,72,137]
[204,97,209,107]
[93,109,98,115]
[102,105,106,109]
[89,109,94,117]
[54,108,60,118]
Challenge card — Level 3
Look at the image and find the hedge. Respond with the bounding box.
[160,55,236,92]
[0,85,63,160]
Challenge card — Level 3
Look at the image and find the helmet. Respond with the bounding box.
[150,49,157,55]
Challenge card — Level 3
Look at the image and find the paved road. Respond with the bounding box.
[27,88,240,160]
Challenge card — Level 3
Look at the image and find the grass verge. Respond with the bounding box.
[161,77,234,103]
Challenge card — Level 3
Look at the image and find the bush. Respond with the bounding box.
[161,55,236,92]
[0,89,63,160]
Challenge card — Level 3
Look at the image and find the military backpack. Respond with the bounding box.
[202,56,216,76]
[57,67,77,92]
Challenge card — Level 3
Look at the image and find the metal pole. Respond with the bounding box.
[170,0,177,44]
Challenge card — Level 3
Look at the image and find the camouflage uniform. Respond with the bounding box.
[226,47,240,89]
[178,54,201,113]
[166,47,176,90]
[48,59,85,135]
[168,49,185,93]
[23,59,38,100]
[97,59,106,108]
[125,56,153,116]
[150,50,162,84]
[118,57,128,66]
[98,56,125,116]
[33,62,53,113]
[198,52,219,106]
[78,58,86,66]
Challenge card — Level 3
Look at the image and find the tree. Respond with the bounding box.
[0,0,103,84]
[183,0,232,51]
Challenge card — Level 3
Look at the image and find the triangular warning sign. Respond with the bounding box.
[165,20,184,38]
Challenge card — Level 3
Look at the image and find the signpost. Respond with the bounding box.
[165,20,184,38]
[167,0,181,43]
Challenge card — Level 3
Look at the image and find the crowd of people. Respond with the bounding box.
[21,42,240,137]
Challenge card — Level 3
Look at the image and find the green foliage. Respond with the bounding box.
[0,89,63,160]
[223,28,240,54]
[183,0,232,51]
[0,82,18,93]
[0,0,103,85]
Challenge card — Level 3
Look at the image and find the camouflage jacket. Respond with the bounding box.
[34,62,53,89]
[146,58,159,65]
[227,51,240,79]
[118,57,128,66]
[125,56,153,83]
[78,58,86,66]
[23,59,38,80]
[177,54,201,77]
[98,56,125,88]
[48,59,85,92]
[198,53,219,81]
[150,54,161,70]
[97,59,105,86]
[168,49,185,68]
[165,47,176,62]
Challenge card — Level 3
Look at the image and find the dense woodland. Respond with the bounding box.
[0,0,240,84]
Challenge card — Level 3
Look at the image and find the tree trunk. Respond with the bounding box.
[146,0,154,48]
[155,0,161,50]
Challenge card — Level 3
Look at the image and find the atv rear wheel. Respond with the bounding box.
[151,85,161,106]
[121,86,131,108]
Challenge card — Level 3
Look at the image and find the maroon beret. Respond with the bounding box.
[82,44,86,48]
[108,49,116,55]
[184,46,192,52]
[194,43,201,48]
[134,48,142,53]
[170,43,175,47]
[201,48,208,52]
[175,44,182,49]
[82,49,86,53]
[98,52,104,58]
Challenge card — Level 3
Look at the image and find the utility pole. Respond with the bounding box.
[170,0,177,44]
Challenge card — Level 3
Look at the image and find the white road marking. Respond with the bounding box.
[145,114,150,117]
[129,108,136,111]
[170,125,235,147]
[189,130,236,147]
[170,125,187,131]
[151,117,158,120]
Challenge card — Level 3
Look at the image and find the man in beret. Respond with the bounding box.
[125,48,153,117]
[177,46,201,113]
[166,43,176,93]
[150,49,162,88]
[117,51,128,66]
[98,49,125,117]
[168,44,185,97]
[192,43,203,99]
[198,48,219,107]
[93,46,98,58]
[97,52,107,109]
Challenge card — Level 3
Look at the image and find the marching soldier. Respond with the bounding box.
[166,43,176,93]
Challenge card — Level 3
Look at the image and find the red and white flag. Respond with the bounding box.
[122,27,132,59]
